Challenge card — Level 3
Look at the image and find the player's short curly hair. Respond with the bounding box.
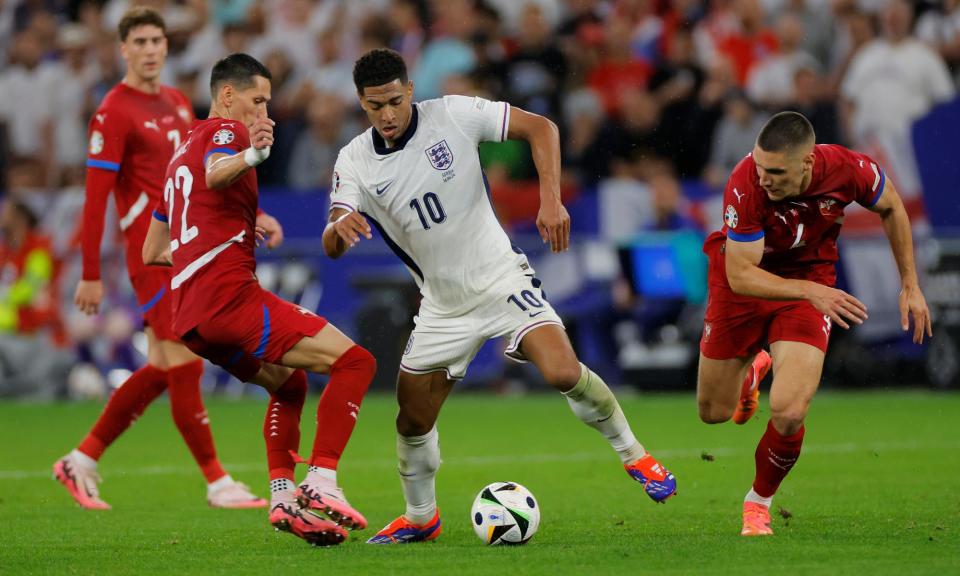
[353,48,408,93]
[757,111,815,153]
[118,7,165,42]
[210,53,272,97]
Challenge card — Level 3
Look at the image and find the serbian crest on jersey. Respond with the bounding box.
[425,140,453,170]
[724,204,738,228]
[213,129,235,145]
[818,198,840,217]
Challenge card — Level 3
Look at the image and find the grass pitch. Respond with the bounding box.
[0,390,957,575]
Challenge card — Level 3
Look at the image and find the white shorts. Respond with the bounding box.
[400,274,564,380]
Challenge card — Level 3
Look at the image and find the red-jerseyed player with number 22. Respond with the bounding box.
[143,53,376,547]
[55,7,268,511]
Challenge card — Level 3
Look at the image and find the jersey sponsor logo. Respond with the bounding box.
[375,181,393,196]
[89,130,104,154]
[724,204,739,229]
[144,119,160,132]
[425,140,453,171]
[733,187,746,203]
[212,129,235,145]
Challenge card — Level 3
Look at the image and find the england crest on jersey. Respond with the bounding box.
[425,140,453,170]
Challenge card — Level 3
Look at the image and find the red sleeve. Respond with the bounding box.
[723,158,765,242]
[838,147,887,208]
[202,121,249,167]
[81,105,129,281]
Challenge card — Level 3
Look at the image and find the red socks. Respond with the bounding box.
[78,364,169,460]
[265,369,307,481]
[753,419,805,498]
[167,360,226,483]
[309,345,376,469]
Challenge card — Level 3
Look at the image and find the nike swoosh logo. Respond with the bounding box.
[376,182,392,195]
[528,311,545,318]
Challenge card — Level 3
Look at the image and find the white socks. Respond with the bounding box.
[745,488,773,508]
[207,474,234,493]
[562,364,646,464]
[397,426,441,526]
[71,449,97,469]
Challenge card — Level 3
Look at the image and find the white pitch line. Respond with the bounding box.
[2,440,955,481]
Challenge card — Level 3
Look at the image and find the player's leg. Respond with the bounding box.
[277,322,376,530]
[696,353,752,423]
[367,369,452,544]
[741,304,829,536]
[517,323,677,502]
[153,332,267,509]
[53,332,169,509]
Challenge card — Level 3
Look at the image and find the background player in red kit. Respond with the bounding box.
[54,8,269,510]
[143,53,376,547]
[697,112,932,536]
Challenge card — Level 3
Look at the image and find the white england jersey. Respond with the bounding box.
[331,95,534,317]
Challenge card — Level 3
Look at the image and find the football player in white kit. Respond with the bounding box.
[323,49,678,544]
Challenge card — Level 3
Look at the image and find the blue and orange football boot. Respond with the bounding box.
[366,510,442,544]
[625,453,677,503]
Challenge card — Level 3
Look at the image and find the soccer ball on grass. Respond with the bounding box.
[470,481,540,545]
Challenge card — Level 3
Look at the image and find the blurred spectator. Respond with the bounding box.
[785,65,841,145]
[648,24,707,177]
[746,12,819,108]
[647,172,699,232]
[287,93,359,192]
[412,0,477,100]
[916,0,960,85]
[51,24,96,187]
[703,89,765,190]
[588,13,653,117]
[0,198,72,399]
[295,27,357,107]
[581,88,669,181]
[390,0,426,65]
[703,0,778,86]
[841,0,955,146]
[496,3,566,120]
[0,30,58,189]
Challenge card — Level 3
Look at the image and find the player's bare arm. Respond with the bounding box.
[725,236,868,329]
[507,107,569,253]
[204,117,274,190]
[322,207,372,259]
[255,211,284,249]
[866,179,933,343]
[143,215,172,266]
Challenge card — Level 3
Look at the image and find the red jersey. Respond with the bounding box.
[154,118,259,336]
[704,144,887,287]
[84,83,194,280]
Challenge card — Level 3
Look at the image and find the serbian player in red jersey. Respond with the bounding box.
[697,112,933,536]
[53,8,268,510]
[143,54,377,546]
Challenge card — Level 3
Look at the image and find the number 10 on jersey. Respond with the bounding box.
[410,192,446,230]
[164,165,198,251]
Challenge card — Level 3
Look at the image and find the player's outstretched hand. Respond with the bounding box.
[537,200,570,253]
[75,279,103,316]
[899,284,933,344]
[256,212,284,249]
[333,211,372,248]
[250,117,274,150]
[806,283,868,330]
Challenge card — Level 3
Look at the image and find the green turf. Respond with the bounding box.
[0,390,957,575]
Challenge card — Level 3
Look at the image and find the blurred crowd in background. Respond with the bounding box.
[1,0,958,398]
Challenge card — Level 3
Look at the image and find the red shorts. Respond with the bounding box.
[700,282,833,360]
[180,285,328,382]
[130,268,177,341]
